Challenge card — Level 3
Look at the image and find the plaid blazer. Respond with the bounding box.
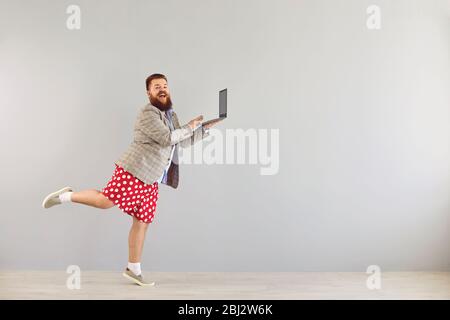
[115,103,209,189]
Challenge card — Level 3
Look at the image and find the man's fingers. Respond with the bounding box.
[205,119,222,128]
[209,119,222,125]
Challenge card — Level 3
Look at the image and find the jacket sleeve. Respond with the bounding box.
[139,107,193,147]
[173,112,210,148]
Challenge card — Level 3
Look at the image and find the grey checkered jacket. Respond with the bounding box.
[115,103,209,189]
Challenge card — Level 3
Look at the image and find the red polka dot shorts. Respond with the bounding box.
[101,164,159,224]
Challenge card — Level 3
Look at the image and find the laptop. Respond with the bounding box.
[202,88,227,126]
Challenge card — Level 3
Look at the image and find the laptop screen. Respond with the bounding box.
[219,88,227,117]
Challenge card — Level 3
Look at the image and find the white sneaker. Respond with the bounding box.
[42,186,73,209]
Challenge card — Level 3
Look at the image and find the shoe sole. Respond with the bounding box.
[42,186,73,209]
[122,272,156,286]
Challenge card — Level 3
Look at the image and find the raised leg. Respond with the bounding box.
[71,189,115,209]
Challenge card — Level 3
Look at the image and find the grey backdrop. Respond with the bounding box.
[0,0,448,271]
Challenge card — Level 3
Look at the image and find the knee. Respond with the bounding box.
[133,219,149,231]
[97,195,115,209]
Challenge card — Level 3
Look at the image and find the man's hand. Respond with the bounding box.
[203,118,222,129]
[188,115,203,130]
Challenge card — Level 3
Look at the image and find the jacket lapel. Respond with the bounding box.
[172,112,181,129]
[146,103,169,126]
[161,112,168,126]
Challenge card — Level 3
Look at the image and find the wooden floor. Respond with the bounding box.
[1,271,449,300]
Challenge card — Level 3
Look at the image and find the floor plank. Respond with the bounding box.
[1,271,448,299]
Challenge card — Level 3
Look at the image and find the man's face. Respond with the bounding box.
[148,78,173,111]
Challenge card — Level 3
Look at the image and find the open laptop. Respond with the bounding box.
[202,88,227,126]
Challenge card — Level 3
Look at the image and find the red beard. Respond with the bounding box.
[150,94,173,111]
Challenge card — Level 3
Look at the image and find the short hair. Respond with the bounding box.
[145,73,168,90]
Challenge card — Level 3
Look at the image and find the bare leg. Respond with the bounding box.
[71,189,115,209]
[128,217,149,263]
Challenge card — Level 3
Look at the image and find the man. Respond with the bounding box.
[42,73,221,286]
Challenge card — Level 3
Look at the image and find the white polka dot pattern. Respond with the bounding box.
[100,164,159,224]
